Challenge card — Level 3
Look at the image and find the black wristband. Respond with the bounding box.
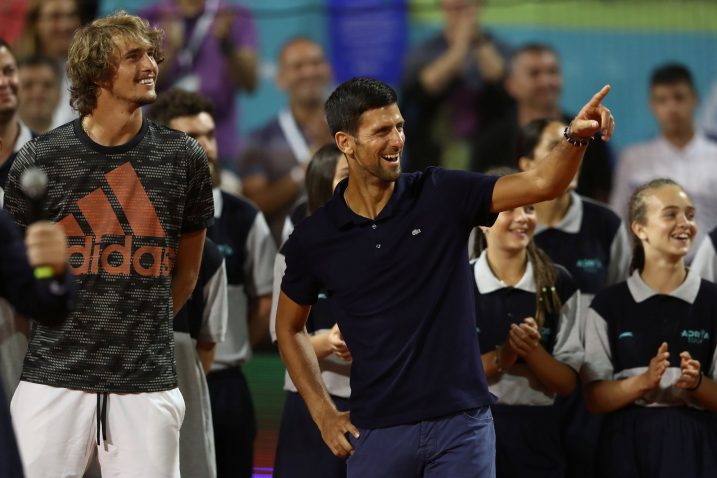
[687,371,703,392]
[563,126,592,148]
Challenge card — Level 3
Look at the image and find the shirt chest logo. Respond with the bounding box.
[58,162,174,278]
[681,329,710,344]
[411,228,421,236]
[575,257,604,273]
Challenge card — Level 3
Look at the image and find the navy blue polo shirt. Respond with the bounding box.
[281,167,498,428]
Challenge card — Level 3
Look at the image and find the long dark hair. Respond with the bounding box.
[473,167,561,328]
[627,178,684,273]
[306,144,343,215]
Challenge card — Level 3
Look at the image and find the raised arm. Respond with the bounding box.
[491,85,616,213]
[275,291,359,457]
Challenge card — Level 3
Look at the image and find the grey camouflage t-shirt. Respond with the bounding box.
[4,118,214,393]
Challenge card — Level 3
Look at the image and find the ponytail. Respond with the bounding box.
[526,241,561,329]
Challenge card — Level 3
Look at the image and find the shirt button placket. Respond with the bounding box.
[371,223,382,253]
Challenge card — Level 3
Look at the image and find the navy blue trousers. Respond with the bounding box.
[346,406,496,478]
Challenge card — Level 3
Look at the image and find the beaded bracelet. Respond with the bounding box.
[563,126,592,147]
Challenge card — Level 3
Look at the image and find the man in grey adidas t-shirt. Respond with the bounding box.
[4,13,213,478]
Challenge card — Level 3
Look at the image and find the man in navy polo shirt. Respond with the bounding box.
[275,77,615,477]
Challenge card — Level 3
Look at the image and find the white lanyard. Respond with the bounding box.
[177,0,220,70]
[278,108,311,164]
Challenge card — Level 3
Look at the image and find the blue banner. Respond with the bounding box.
[328,0,408,86]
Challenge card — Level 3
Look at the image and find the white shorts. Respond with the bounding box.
[11,381,185,478]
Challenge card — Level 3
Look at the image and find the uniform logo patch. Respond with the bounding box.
[618,331,634,339]
[58,163,175,277]
[575,257,604,273]
[681,329,710,344]
[412,228,421,236]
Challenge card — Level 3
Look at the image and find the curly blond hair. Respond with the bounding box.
[67,11,164,115]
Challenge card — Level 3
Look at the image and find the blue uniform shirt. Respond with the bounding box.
[281,167,498,428]
[584,270,717,408]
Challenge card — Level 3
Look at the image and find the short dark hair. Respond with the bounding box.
[325,77,397,137]
[509,42,559,69]
[650,63,695,91]
[148,88,215,126]
[16,54,61,81]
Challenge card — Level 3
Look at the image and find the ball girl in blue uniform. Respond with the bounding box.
[271,144,351,478]
[583,178,717,478]
[472,168,582,477]
[516,118,630,478]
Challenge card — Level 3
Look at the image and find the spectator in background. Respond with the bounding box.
[141,0,259,168]
[610,64,717,261]
[401,0,512,172]
[239,37,333,244]
[17,55,61,134]
[0,0,29,45]
[14,0,82,129]
[149,88,276,478]
[0,39,34,190]
[471,43,614,203]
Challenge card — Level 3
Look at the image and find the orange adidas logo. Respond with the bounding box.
[58,163,176,277]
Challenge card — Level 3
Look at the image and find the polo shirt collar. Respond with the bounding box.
[535,191,582,234]
[474,251,536,294]
[327,175,407,228]
[14,120,33,153]
[213,187,223,219]
[627,269,700,304]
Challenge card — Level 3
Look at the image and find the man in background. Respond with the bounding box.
[238,37,333,243]
[610,63,717,260]
[151,88,276,478]
[471,43,614,203]
[16,55,61,135]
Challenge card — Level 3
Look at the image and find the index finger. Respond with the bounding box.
[586,84,611,108]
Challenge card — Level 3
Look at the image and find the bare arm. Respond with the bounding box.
[310,324,352,361]
[172,229,207,317]
[276,291,359,457]
[214,10,258,92]
[481,341,518,379]
[419,15,472,94]
[584,342,670,414]
[523,347,577,397]
[491,85,616,213]
[248,294,272,347]
[674,351,717,412]
[509,319,576,396]
[196,340,216,374]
